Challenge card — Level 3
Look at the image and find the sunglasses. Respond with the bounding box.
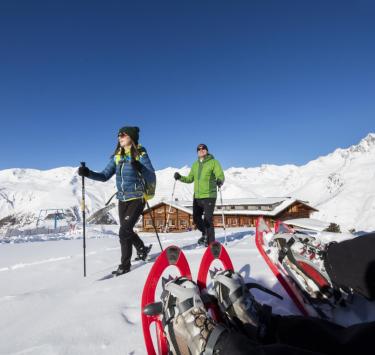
[197,147,207,151]
[118,133,128,138]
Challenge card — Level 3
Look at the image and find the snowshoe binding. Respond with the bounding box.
[135,244,153,261]
[160,277,226,355]
[111,264,130,276]
[198,234,208,247]
[212,270,272,340]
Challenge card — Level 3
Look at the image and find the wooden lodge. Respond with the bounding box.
[141,198,318,232]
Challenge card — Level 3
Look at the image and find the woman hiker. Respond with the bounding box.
[174,143,225,246]
[78,126,156,276]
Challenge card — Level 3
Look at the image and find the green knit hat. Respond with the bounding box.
[118,126,140,144]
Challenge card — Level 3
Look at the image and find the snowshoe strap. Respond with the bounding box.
[161,289,176,324]
[177,297,195,314]
[201,293,218,305]
[161,282,200,319]
[277,237,295,262]
[222,283,281,311]
[246,283,283,300]
[229,286,244,306]
[203,324,227,355]
[220,286,245,310]
[176,293,215,314]
[167,322,182,355]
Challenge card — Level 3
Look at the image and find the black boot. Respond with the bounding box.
[135,244,152,261]
[197,234,208,246]
[112,264,131,276]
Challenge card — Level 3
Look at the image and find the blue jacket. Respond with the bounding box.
[88,145,156,201]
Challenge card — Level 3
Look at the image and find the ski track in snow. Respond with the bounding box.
[3,256,73,271]
[0,250,118,272]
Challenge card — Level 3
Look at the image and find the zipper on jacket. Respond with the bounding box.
[121,162,125,195]
[197,160,203,197]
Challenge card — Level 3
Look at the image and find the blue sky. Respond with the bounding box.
[0,0,374,171]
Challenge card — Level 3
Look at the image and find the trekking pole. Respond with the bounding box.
[131,143,163,252]
[164,179,177,233]
[137,174,163,252]
[80,161,87,277]
[144,197,164,252]
[218,186,227,245]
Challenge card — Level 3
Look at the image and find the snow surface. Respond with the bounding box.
[1,133,375,233]
[0,227,303,355]
[1,226,373,354]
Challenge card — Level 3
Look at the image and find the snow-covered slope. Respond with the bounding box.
[1,133,375,232]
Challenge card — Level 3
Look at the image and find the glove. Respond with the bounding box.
[174,172,181,180]
[78,166,90,177]
[131,160,142,172]
[216,179,223,188]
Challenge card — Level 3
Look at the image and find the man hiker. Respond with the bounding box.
[78,126,156,276]
[174,143,225,246]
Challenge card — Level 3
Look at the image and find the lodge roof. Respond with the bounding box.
[143,197,318,217]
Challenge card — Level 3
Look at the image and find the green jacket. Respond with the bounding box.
[180,154,225,199]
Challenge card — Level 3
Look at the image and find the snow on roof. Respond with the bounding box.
[283,218,330,232]
[146,200,193,215]
[179,197,289,206]
[147,198,317,217]
[212,199,304,216]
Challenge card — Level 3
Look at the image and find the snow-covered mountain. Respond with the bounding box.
[1,133,375,232]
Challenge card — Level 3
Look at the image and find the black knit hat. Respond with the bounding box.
[197,143,208,151]
[118,126,140,145]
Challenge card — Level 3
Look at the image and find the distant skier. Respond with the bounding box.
[174,144,225,246]
[78,126,156,276]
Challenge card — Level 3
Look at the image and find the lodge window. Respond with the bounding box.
[146,219,152,226]
[228,218,237,225]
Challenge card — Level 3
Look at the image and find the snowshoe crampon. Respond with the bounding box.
[197,241,234,321]
[141,245,192,355]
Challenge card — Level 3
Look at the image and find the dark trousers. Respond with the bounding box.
[215,316,375,355]
[193,198,216,243]
[118,198,145,268]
